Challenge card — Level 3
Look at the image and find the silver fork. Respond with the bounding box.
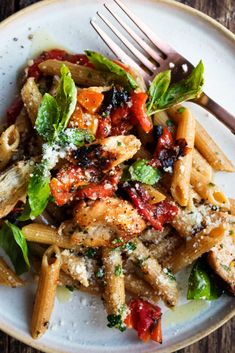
[91,0,235,133]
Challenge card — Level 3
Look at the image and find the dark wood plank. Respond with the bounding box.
[0,0,234,352]
[0,0,15,21]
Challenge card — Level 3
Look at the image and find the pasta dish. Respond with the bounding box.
[0,49,234,343]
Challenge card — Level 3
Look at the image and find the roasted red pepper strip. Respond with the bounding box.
[154,127,174,158]
[50,165,99,206]
[125,299,162,343]
[76,168,121,200]
[124,182,178,231]
[27,49,92,81]
[110,106,132,135]
[131,92,153,133]
[6,96,24,125]
[96,116,112,138]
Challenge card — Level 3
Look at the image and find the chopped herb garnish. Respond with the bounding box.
[166,119,174,127]
[96,267,104,278]
[112,237,123,245]
[117,141,122,146]
[125,241,137,252]
[177,107,186,113]
[65,285,74,292]
[107,314,126,332]
[85,248,97,258]
[114,264,122,277]
[229,230,234,235]
[221,264,230,271]
[208,182,215,187]
[163,268,176,281]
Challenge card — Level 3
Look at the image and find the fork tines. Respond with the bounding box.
[91,0,185,80]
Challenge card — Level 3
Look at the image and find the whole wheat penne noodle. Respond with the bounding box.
[15,108,31,142]
[190,170,230,210]
[187,187,201,210]
[192,149,213,182]
[128,239,178,307]
[124,273,159,303]
[171,107,196,206]
[0,160,34,218]
[0,257,24,287]
[31,245,61,339]
[139,225,172,244]
[142,184,166,204]
[38,60,127,87]
[21,77,42,125]
[229,199,235,216]
[164,224,228,273]
[61,250,89,287]
[102,247,126,322]
[168,105,235,172]
[0,125,20,171]
[58,271,102,295]
[22,223,77,249]
[71,225,112,247]
[148,233,184,264]
[153,111,172,127]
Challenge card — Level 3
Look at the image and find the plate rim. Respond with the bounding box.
[0,0,234,352]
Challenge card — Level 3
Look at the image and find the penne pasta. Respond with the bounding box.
[0,257,24,287]
[229,199,235,216]
[164,224,228,273]
[61,250,89,287]
[0,125,20,171]
[171,107,196,206]
[128,239,178,307]
[168,105,235,172]
[124,273,159,303]
[192,149,213,182]
[102,247,126,322]
[21,77,42,125]
[31,245,61,339]
[22,223,77,249]
[148,233,184,264]
[38,60,127,87]
[190,170,230,210]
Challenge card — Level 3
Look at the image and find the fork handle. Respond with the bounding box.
[194,92,235,133]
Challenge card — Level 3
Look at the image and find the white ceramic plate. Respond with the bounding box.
[0,1,234,352]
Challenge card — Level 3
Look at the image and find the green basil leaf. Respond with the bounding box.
[17,199,31,221]
[187,258,222,300]
[128,159,160,185]
[28,162,51,219]
[85,50,138,90]
[0,221,30,275]
[156,60,204,111]
[147,70,171,114]
[35,93,59,143]
[59,128,95,147]
[56,64,77,132]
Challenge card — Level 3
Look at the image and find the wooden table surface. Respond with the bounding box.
[0,0,234,352]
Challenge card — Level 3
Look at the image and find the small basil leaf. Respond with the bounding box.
[147,70,171,114]
[17,199,31,221]
[0,221,30,275]
[58,128,95,147]
[56,64,77,132]
[28,162,51,219]
[157,61,204,111]
[35,93,59,143]
[187,258,222,300]
[85,50,138,90]
[128,159,160,185]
